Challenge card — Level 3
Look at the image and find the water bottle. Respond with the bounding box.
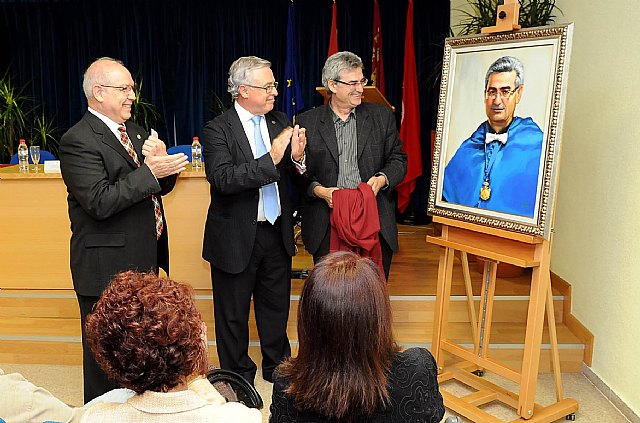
[191,136,202,170]
[17,139,28,172]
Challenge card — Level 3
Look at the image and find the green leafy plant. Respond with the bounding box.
[0,71,61,162]
[0,73,31,160]
[130,78,161,132]
[31,112,60,157]
[456,0,562,36]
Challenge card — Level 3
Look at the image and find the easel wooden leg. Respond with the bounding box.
[518,244,550,419]
[433,246,455,368]
[546,274,564,402]
[476,260,498,359]
[460,251,478,342]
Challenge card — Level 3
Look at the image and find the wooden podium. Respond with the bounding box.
[315,85,394,110]
[427,217,578,422]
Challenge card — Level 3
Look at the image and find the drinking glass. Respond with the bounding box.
[29,145,40,172]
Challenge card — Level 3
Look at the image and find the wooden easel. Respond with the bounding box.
[427,6,578,421]
[428,217,578,422]
[481,0,521,34]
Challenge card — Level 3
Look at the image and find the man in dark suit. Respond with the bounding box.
[201,56,306,385]
[59,57,188,402]
[296,51,407,279]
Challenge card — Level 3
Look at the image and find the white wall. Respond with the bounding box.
[449,0,640,415]
[552,0,640,415]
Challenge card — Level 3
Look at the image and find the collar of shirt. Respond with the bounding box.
[88,107,126,141]
[328,101,356,125]
[234,101,270,157]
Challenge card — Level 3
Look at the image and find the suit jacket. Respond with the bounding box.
[59,112,176,296]
[201,107,296,274]
[296,102,407,254]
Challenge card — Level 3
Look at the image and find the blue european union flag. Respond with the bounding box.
[283,2,305,124]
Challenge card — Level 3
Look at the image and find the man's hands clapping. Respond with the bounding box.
[269,127,294,165]
[142,130,188,178]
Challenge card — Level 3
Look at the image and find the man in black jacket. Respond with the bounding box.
[59,57,188,402]
[201,56,306,385]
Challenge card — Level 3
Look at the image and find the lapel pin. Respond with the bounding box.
[136,134,141,139]
[271,120,276,125]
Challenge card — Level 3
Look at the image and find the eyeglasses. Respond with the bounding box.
[99,84,137,94]
[334,78,368,87]
[484,87,519,100]
[244,82,279,94]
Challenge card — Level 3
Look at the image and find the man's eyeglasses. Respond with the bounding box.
[484,87,519,100]
[99,84,137,94]
[244,82,279,94]
[334,78,368,87]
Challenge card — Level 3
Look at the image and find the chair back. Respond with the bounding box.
[167,145,195,162]
[9,150,56,164]
[206,368,263,409]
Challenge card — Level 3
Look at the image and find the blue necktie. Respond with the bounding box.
[252,115,279,224]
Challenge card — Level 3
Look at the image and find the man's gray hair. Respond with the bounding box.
[485,56,524,89]
[82,57,125,100]
[227,56,272,99]
[321,51,364,94]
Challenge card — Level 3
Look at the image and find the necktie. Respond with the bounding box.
[485,132,508,144]
[251,116,279,224]
[118,125,164,239]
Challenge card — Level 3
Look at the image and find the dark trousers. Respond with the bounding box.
[313,226,393,280]
[211,222,292,385]
[77,294,118,403]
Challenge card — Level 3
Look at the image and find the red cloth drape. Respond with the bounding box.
[330,183,384,276]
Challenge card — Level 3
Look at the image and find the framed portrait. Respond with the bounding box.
[428,24,573,239]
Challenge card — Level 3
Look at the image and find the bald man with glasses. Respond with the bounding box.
[442,55,544,217]
[59,57,188,402]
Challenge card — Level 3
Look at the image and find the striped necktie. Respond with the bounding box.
[118,125,164,239]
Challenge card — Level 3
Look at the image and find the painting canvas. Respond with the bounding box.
[428,24,573,239]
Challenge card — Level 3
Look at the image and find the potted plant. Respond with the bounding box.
[0,73,31,162]
[130,78,161,133]
[456,0,562,35]
[30,111,60,157]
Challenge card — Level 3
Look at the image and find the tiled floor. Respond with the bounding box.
[0,363,631,422]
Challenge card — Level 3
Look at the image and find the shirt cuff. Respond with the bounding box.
[308,181,321,198]
[292,153,306,174]
[375,172,389,190]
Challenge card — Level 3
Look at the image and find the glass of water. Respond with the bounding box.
[29,145,40,172]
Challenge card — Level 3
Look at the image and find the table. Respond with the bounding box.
[0,165,212,290]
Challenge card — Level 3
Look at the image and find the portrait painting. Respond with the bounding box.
[428,24,573,239]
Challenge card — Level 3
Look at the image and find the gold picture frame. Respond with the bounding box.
[428,24,573,239]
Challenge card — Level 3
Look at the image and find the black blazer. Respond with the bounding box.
[201,107,296,274]
[295,102,407,255]
[270,348,445,423]
[59,112,176,296]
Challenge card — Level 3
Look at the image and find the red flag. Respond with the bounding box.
[396,0,421,213]
[328,1,338,57]
[371,0,386,96]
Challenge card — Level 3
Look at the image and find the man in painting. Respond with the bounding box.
[442,55,543,217]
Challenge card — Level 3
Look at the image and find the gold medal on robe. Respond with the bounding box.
[480,181,491,201]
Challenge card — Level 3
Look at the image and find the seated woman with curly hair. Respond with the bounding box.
[82,271,261,422]
[270,251,445,423]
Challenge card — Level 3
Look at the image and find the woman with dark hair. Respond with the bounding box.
[81,271,261,422]
[270,251,444,422]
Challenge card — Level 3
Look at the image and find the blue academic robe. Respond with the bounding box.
[442,116,543,217]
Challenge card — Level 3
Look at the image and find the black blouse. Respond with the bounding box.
[269,347,445,423]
